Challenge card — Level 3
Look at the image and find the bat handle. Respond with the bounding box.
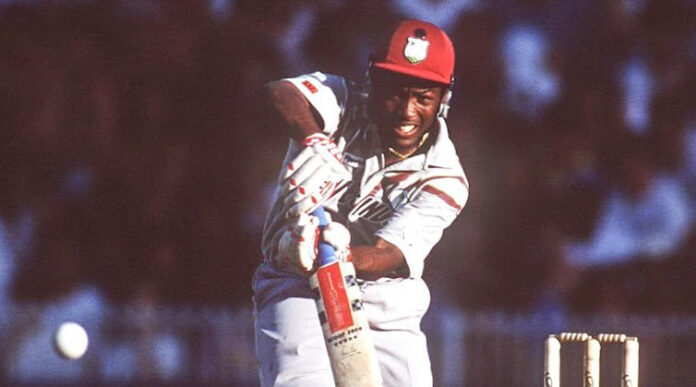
[312,207,337,266]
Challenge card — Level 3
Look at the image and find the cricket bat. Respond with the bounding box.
[309,207,383,387]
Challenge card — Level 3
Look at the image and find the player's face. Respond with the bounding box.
[369,70,445,155]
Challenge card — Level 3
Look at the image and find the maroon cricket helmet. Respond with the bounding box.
[372,20,455,86]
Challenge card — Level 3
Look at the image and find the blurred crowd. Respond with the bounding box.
[1,0,696,317]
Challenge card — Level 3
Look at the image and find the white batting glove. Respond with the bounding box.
[276,213,352,273]
[322,221,353,263]
[279,133,352,217]
[277,213,320,273]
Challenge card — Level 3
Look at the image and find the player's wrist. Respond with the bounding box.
[334,246,353,263]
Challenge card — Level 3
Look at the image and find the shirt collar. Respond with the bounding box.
[424,117,460,169]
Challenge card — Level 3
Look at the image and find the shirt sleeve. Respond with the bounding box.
[375,176,469,278]
[282,72,349,136]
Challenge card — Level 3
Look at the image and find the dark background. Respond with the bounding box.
[2,0,696,325]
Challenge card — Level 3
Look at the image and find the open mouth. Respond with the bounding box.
[394,123,418,137]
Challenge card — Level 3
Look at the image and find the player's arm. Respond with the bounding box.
[269,75,352,217]
[279,176,468,277]
[351,239,409,281]
[370,175,470,279]
[277,220,408,279]
[265,80,323,141]
[277,216,408,279]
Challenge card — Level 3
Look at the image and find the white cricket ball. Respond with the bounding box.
[53,322,89,360]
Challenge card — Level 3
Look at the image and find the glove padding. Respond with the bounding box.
[279,133,352,217]
[276,213,352,273]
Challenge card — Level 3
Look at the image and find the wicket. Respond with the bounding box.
[544,332,639,387]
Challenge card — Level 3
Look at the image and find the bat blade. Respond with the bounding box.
[310,207,382,387]
[310,260,382,387]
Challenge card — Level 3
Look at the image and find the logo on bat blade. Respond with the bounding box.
[317,263,354,332]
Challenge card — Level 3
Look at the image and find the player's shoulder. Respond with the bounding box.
[283,71,353,93]
[420,167,469,207]
[418,121,470,211]
[423,123,468,183]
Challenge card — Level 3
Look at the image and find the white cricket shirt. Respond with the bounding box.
[260,71,468,284]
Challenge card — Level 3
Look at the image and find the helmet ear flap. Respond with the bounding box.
[438,75,455,118]
[438,90,452,118]
[364,54,375,91]
[366,54,374,80]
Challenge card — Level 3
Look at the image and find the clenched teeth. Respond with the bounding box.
[397,124,416,134]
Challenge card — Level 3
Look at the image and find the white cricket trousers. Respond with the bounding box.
[254,277,433,387]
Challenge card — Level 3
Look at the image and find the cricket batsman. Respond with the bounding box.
[253,19,469,386]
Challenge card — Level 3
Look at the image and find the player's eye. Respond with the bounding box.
[416,94,433,104]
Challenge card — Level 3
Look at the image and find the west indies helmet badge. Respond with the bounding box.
[403,28,430,64]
